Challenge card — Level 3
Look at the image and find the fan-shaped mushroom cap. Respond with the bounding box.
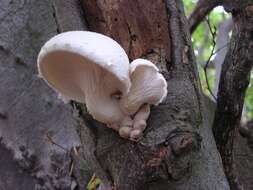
[120,58,167,115]
[38,31,131,124]
[38,31,131,101]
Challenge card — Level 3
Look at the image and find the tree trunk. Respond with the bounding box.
[75,0,229,189]
[0,1,83,189]
[0,0,230,190]
[212,2,253,189]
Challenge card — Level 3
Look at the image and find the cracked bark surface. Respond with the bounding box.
[212,2,253,190]
[0,0,230,189]
[234,130,253,190]
[0,0,82,189]
[81,0,171,71]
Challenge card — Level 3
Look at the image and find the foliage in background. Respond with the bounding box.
[245,73,253,119]
[183,0,253,120]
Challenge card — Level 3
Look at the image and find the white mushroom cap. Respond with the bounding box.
[120,58,167,115]
[37,31,131,124]
[38,31,131,101]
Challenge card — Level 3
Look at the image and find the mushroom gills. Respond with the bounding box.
[41,50,127,125]
[120,59,167,115]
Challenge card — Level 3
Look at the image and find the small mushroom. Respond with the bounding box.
[120,59,167,139]
[37,31,132,129]
[120,58,167,114]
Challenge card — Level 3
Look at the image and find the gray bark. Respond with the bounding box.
[234,130,253,190]
[0,0,82,189]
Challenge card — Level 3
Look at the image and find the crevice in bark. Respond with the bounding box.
[0,139,37,190]
[51,4,61,34]
[166,0,203,126]
[52,0,88,32]
[71,103,113,187]
[0,44,28,68]
[126,22,134,58]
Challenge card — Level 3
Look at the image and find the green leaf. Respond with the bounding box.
[87,175,102,190]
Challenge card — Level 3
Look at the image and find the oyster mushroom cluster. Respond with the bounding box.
[37,31,167,141]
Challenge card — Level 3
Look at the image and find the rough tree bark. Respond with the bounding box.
[239,120,253,153]
[0,0,84,189]
[0,0,231,190]
[212,1,253,189]
[235,120,253,190]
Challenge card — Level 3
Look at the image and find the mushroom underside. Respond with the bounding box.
[40,51,128,125]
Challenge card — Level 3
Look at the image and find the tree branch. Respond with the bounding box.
[204,16,217,101]
[212,3,253,190]
[188,0,222,33]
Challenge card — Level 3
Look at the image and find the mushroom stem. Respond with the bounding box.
[80,66,126,125]
[130,104,150,141]
[118,116,134,139]
[84,88,126,125]
[108,116,133,130]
